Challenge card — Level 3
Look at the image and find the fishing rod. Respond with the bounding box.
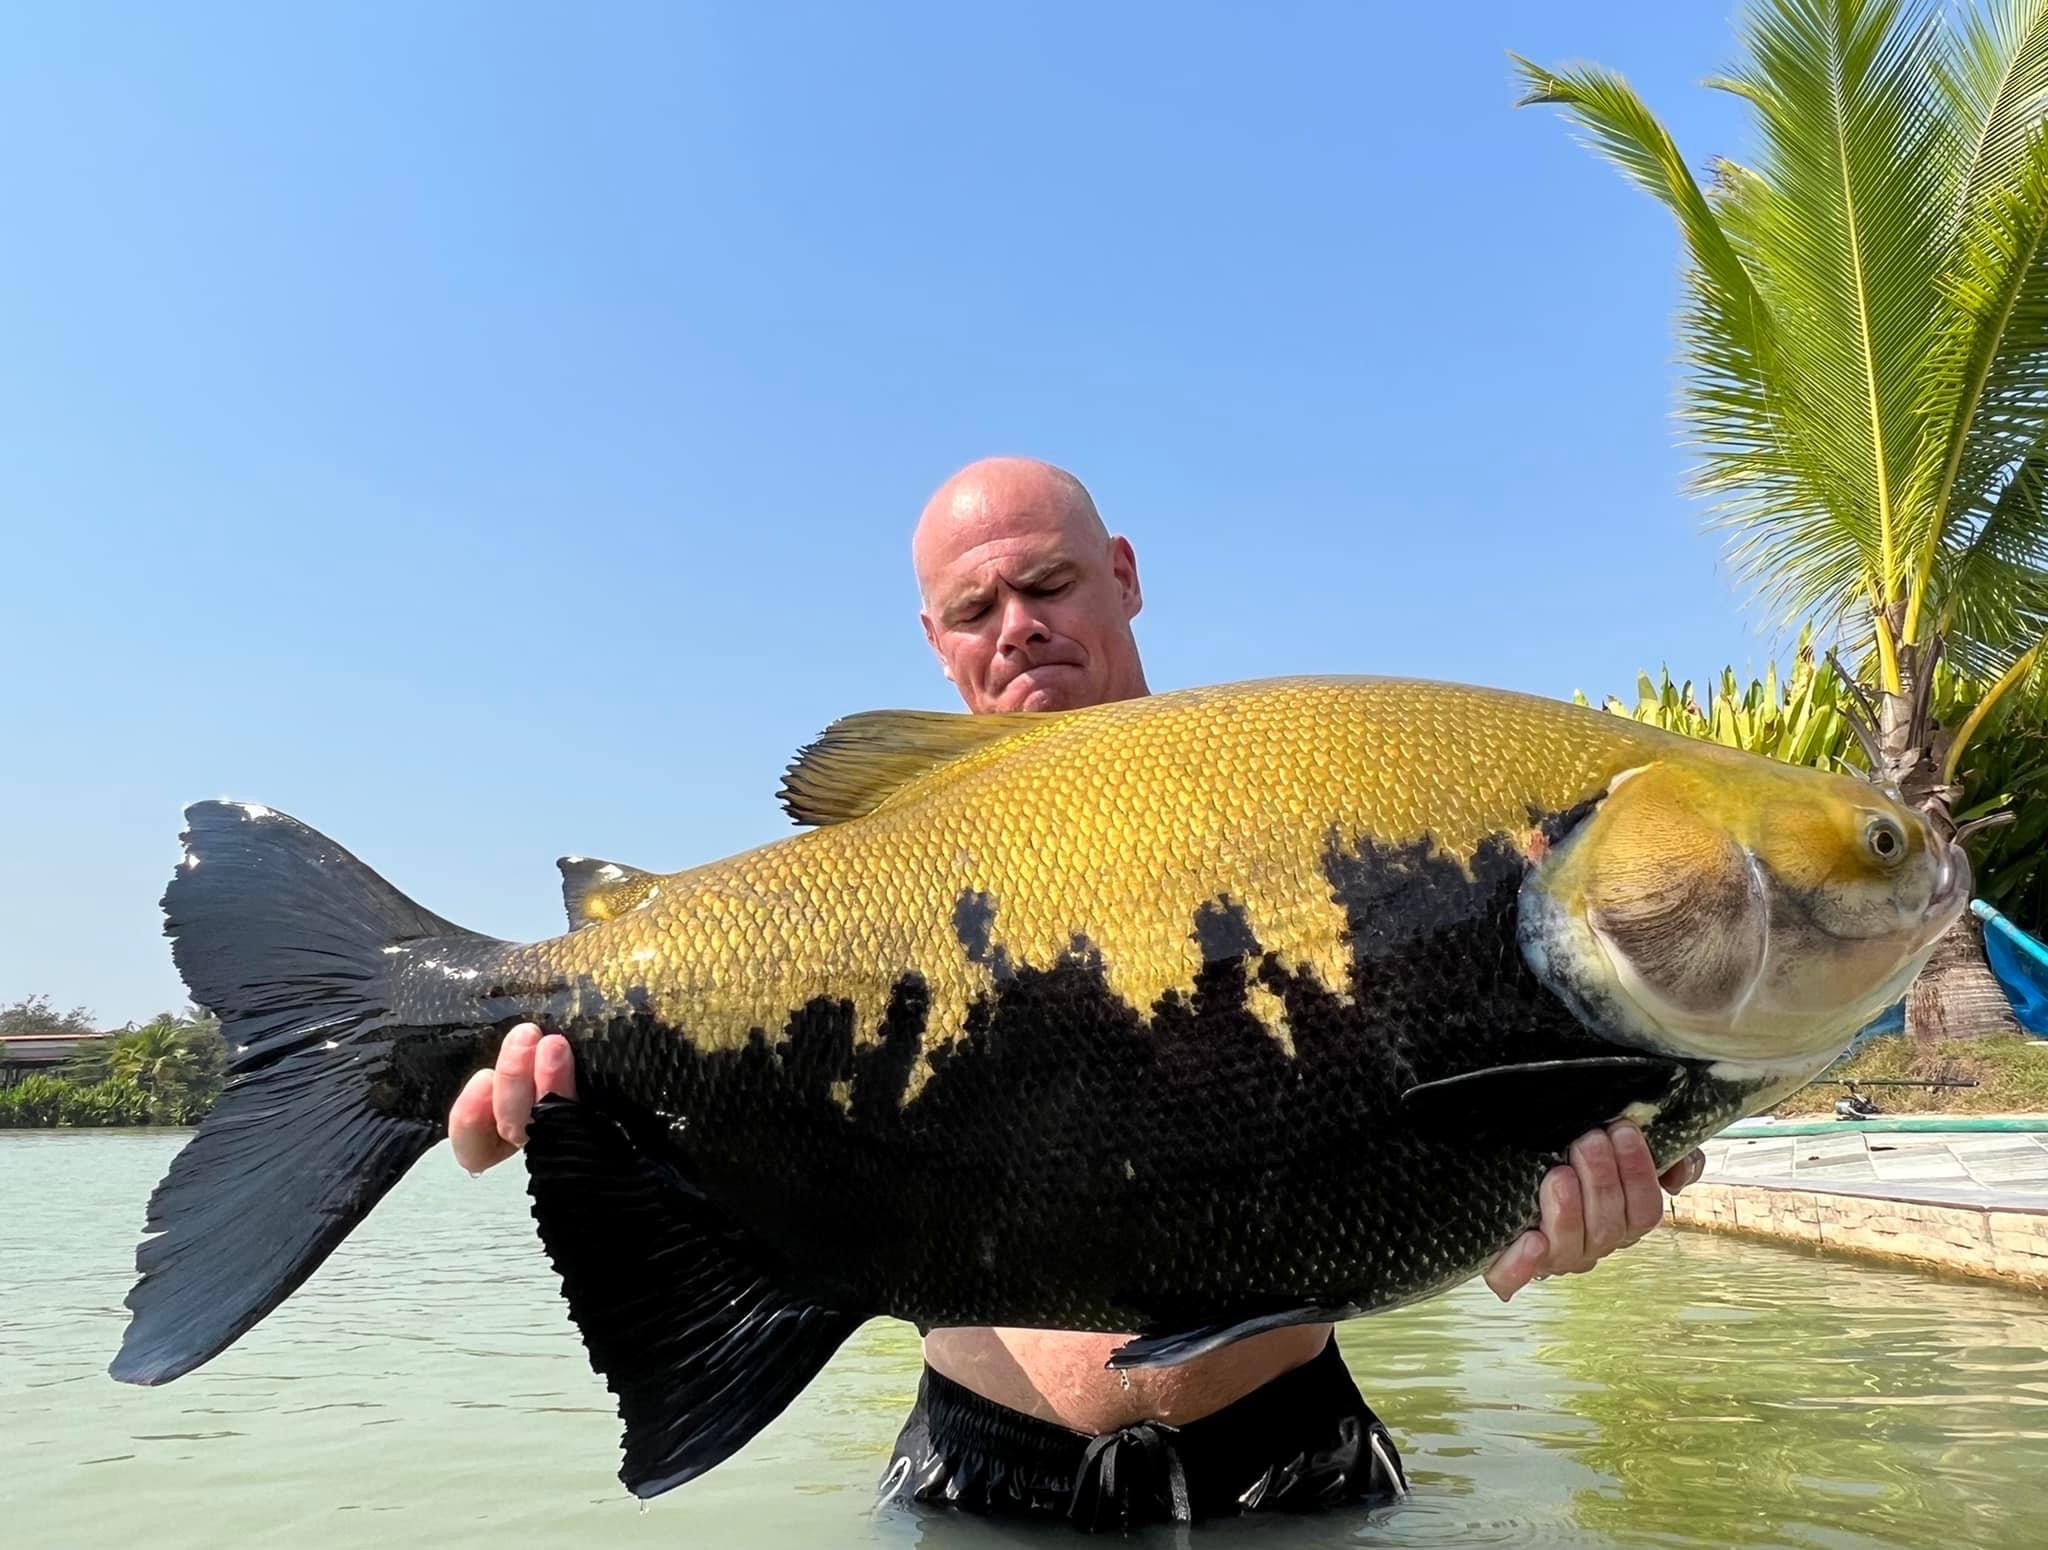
[1822,1077,1979,1089]
[1820,1074,1978,1120]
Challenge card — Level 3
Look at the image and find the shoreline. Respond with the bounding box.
[1669,1126,2048,1292]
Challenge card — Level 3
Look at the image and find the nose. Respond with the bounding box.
[996,592,1049,654]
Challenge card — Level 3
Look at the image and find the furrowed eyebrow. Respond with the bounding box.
[1012,560,1073,590]
[937,559,1075,626]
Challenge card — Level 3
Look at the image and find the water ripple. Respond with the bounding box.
[5,1131,2046,1549]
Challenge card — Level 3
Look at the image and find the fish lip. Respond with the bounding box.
[1930,838,1972,921]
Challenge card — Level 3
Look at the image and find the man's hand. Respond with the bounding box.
[1483,1122,1705,1302]
[448,1023,576,1173]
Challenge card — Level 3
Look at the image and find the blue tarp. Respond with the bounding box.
[1849,900,2048,1045]
[1853,998,1906,1044]
[1973,900,2048,1035]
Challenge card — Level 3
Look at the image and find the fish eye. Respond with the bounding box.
[1865,816,1906,866]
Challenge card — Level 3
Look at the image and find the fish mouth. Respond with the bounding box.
[1928,837,1972,926]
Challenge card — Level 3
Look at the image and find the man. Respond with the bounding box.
[449,457,1705,1529]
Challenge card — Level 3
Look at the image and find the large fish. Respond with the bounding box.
[111,676,1965,1497]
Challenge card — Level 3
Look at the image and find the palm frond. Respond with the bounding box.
[1509,57,1777,393]
[1524,1,2048,714]
[1908,69,2048,637]
[1934,443,2048,675]
[1942,0,2048,213]
[1509,56,1839,605]
[1707,0,1958,624]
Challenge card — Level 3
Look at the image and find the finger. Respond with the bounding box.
[1569,1128,1625,1260]
[1661,1148,1707,1195]
[1483,1230,1550,1302]
[493,1023,542,1148]
[1608,1122,1665,1239]
[1537,1163,1585,1271]
[533,1032,577,1101]
[449,1068,516,1173]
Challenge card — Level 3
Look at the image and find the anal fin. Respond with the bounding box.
[524,1096,865,1497]
[1107,1304,1355,1371]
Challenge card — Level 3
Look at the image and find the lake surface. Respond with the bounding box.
[5,1130,2046,1549]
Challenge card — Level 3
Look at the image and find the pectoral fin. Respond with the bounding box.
[1400,1056,1688,1150]
[524,1096,864,1497]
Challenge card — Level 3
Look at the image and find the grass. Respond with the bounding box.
[1774,1034,2048,1117]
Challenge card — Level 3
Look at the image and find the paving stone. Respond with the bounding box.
[1866,1156,1973,1184]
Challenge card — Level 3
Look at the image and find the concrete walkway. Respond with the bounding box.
[1668,1126,2048,1290]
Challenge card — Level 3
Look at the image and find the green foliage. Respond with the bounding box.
[1774,1033,2048,1114]
[63,1034,115,1086]
[1520,0,2048,724]
[1948,686,2048,928]
[1581,644,2048,932]
[110,1015,199,1092]
[1574,627,1862,769]
[57,1078,155,1127]
[0,1074,74,1127]
[3,1007,226,1127]
[0,994,98,1038]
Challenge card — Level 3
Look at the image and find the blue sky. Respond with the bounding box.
[3,3,1772,1025]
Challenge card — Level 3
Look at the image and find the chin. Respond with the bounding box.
[1007,683,1086,713]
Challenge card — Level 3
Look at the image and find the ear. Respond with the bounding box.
[1110,535,1142,619]
[918,610,953,681]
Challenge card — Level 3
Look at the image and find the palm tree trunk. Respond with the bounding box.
[1907,911,2020,1046]
[1884,651,2018,1046]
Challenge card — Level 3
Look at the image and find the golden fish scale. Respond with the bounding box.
[508,678,1672,1077]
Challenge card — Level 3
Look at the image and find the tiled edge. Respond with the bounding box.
[1666,1183,2048,1292]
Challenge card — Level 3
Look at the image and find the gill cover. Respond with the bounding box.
[1518,763,1769,1055]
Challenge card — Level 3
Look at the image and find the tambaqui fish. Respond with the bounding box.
[109,676,1967,1498]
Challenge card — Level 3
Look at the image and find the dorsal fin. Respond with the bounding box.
[558,857,662,930]
[778,708,1052,826]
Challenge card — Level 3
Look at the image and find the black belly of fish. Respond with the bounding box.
[111,798,1755,1504]
[542,818,1753,1327]
[501,819,1753,1494]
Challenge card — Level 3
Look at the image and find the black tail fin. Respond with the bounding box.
[111,800,490,1385]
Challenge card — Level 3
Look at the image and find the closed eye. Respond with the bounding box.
[945,597,992,626]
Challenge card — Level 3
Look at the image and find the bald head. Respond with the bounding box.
[912,458,1108,596]
[913,457,1148,714]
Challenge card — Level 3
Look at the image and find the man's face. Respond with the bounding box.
[917,490,1144,714]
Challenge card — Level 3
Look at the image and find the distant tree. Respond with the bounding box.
[63,1009,226,1124]
[109,1016,196,1091]
[0,994,99,1038]
[63,1034,115,1085]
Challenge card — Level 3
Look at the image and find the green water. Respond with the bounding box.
[5,1131,2045,1549]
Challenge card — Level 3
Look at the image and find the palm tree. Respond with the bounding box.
[1519,0,2048,1040]
[108,1015,197,1094]
[70,1010,227,1123]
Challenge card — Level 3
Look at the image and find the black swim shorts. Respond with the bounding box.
[875,1335,1408,1532]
